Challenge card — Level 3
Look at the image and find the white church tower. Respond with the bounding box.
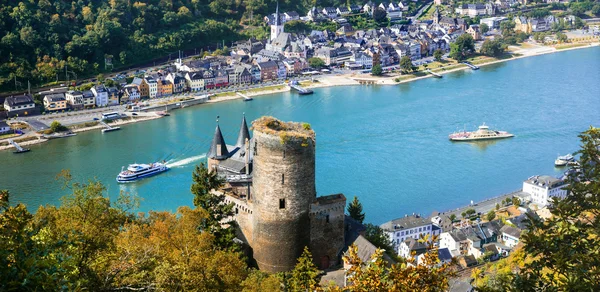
[270,2,284,41]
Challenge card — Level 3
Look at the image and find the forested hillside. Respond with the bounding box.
[0,0,351,91]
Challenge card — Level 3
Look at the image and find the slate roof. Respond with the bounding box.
[45,93,65,102]
[235,114,250,148]
[403,237,427,255]
[5,95,34,107]
[0,120,9,128]
[258,60,278,70]
[208,122,230,160]
[500,225,521,239]
[82,90,95,98]
[381,214,431,231]
[438,248,453,262]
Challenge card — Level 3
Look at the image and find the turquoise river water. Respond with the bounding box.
[1,47,599,224]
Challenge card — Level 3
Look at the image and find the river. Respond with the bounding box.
[2,47,599,224]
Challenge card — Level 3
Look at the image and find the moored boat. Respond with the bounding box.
[554,153,574,167]
[449,124,514,142]
[116,161,169,183]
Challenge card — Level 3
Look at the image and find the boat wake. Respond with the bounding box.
[166,154,206,168]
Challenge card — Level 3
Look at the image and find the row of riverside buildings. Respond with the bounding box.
[378,174,568,268]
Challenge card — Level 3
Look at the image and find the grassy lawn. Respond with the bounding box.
[0,133,19,140]
[555,43,588,50]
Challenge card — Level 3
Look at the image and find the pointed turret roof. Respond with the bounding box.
[208,117,230,160]
[236,113,250,149]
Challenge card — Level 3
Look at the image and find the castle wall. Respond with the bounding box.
[224,193,254,245]
[251,129,316,273]
[309,194,346,269]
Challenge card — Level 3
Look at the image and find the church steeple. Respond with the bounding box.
[208,116,230,160]
[236,113,250,149]
[433,6,440,24]
[270,1,284,41]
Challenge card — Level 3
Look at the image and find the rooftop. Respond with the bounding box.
[251,116,315,142]
[524,175,565,188]
[380,214,431,231]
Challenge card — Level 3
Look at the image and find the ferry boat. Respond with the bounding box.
[449,124,514,142]
[116,161,169,183]
[555,154,574,167]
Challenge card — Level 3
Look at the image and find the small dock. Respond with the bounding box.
[99,121,121,133]
[355,79,377,85]
[236,92,253,101]
[288,82,314,95]
[426,69,443,78]
[8,139,30,154]
[462,62,480,70]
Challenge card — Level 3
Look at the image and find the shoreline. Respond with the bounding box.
[2,42,597,152]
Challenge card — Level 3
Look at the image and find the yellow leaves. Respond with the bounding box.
[342,243,455,292]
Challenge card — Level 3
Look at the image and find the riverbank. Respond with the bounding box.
[0,114,163,151]
[3,41,596,153]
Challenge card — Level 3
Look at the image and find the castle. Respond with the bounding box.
[207,115,346,273]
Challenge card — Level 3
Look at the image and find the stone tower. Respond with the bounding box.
[270,1,284,41]
[250,117,316,272]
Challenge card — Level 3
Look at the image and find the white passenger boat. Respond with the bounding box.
[449,124,514,142]
[116,161,169,183]
[555,153,574,167]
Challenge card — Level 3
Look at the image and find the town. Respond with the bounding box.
[1,0,598,126]
[0,0,599,290]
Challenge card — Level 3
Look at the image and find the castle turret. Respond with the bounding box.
[236,114,250,149]
[250,117,316,272]
[207,117,229,170]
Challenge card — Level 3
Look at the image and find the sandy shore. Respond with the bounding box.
[3,41,596,152]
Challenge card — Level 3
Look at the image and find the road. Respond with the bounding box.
[410,1,433,21]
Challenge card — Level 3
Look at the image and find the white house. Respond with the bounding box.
[522,175,568,207]
[91,85,109,107]
[399,237,427,259]
[380,214,440,255]
[185,72,205,92]
[144,77,158,98]
[123,85,141,102]
[352,52,373,69]
[0,121,11,134]
[3,95,35,112]
[322,7,338,19]
[500,225,521,248]
[65,90,84,110]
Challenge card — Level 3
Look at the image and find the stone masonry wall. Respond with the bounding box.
[251,128,316,273]
[309,194,346,269]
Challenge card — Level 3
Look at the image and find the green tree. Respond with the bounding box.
[480,23,490,35]
[50,120,67,132]
[495,203,500,210]
[347,196,365,223]
[511,127,600,290]
[461,211,467,218]
[592,4,600,16]
[308,57,325,69]
[512,196,521,207]
[371,63,383,76]
[364,223,394,254]
[343,239,456,291]
[241,269,281,292]
[373,7,387,23]
[465,208,477,216]
[486,210,496,222]
[449,34,475,61]
[190,163,236,250]
[480,39,506,57]
[556,32,568,43]
[400,56,413,73]
[289,247,319,292]
[433,49,443,62]
[449,214,457,222]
